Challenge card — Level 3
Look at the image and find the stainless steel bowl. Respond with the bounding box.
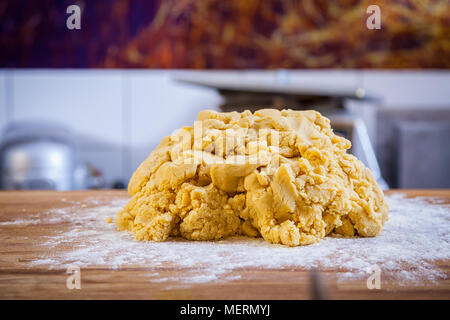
[0,121,79,190]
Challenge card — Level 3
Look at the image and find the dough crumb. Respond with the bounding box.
[105,217,112,223]
[117,109,389,246]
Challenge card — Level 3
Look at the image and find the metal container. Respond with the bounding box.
[0,121,80,190]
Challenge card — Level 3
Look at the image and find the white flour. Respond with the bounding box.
[13,194,450,284]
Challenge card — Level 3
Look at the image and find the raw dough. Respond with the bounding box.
[116,109,388,246]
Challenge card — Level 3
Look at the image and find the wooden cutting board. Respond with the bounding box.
[0,189,449,300]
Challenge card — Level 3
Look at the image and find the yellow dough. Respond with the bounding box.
[116,109,389,246]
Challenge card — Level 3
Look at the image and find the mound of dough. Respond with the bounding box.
[116,109,388,246]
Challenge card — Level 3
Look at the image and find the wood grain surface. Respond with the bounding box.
[0,189,449,300]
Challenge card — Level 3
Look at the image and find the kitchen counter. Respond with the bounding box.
[0,189,449,300]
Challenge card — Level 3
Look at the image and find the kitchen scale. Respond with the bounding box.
[174,73,388,189]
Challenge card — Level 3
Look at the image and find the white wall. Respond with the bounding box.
[0,69,449,187]
[0,72,7,131]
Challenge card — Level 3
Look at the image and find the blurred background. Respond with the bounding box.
[0,0,449,190]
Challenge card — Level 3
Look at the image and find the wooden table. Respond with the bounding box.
[0,190,449,300]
